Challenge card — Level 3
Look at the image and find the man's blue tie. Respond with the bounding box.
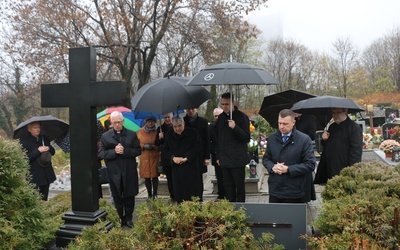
[282,135,289,143]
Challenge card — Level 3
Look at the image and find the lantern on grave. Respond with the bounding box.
[249,159,257,178]
[392,146,400,162]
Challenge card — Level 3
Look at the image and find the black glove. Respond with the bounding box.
[143,144,155,150]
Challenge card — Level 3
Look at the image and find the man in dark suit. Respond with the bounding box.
[20,122,56,201]
[184,108,210,201]
[163,116,202,203]
[209,107,225,200]
[98,111,141,228]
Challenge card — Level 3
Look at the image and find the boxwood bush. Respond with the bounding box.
[306,161,400,249]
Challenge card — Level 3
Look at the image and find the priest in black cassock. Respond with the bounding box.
[163,116,201,203]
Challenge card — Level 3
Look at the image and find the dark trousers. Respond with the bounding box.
[163,165,174,200]
[221,167,245,202]
[269,195,304,204]
[211,153,225,199]
[37,184,50,201]
[114,196,135,222]
[144,177,159,198]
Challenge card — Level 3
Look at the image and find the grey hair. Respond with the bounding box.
[110,111,124,121]
[171,116,184,124]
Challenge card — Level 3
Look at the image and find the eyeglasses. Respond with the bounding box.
[112,120,123,124]
[332,111,344,115]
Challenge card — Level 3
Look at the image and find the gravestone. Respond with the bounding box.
[381,122,399,140]
[41,47,126,247]
[235,203,307,249]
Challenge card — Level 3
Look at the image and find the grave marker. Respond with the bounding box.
[41,47,126,247]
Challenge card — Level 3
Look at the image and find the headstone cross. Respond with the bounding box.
[41,47,126,247]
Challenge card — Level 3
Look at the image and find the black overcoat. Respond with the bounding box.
[98,128,141,198]
[314,117,363,184]
[215,107,250,168]
[184,114,210,173]
[163,127,201,202]
[20,134,56,186]
[263,128,316,200]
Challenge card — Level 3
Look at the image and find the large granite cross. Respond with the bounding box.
[41,47,126,247]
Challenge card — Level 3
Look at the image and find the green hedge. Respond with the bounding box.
[306,161,400,249]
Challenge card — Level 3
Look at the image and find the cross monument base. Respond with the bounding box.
[56,210,113,247]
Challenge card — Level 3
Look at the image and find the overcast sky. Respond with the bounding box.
[246,0,400,53]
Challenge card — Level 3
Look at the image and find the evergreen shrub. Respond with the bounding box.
[306,162,400,249]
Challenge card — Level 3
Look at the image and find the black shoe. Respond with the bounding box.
[121,220,126,227]
[126,221,133,228]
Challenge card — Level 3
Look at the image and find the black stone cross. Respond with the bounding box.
[41,47,126,247]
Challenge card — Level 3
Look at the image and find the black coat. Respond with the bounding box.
[216,107,250,168]
[263,128,316,200]
[20,134,56,186]
[314,117,363,184]
[98,128,141,198]
[163,127,201,202]
[155,122,173,166]
[184,114,210,173]
[209,120,217,154]
[295,114,317,141]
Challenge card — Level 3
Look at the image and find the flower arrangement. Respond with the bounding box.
[379,139,400,153]
[248,138,258,152]
[389,126,400,141]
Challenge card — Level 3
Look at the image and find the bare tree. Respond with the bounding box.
[2,0,268,108]
[264,38,314,92]
[329,37,359,97]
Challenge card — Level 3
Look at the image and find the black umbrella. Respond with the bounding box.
[13,115,69,141]
[258,89,316,128]
[186,62,280,118]
[131,76,212,115]
[291,95,365,127]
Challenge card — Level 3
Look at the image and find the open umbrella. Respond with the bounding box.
[97,106,142,132]
[186,62,280,118]
[131,76,212,115]
[13,115,69,141]
[291,95,365,128]
[258,89,316,128]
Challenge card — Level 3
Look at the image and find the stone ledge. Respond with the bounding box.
[211,177,261,193]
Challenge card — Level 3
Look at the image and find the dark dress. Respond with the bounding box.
[314,117,363,184]
[20,134,56,200]
[163,127,201,203]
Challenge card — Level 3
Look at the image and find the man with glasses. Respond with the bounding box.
[163,116,202,203]
[314,108,363,184]
[262,109,315,203]
[98,111,141,228]
[215,92,250,202]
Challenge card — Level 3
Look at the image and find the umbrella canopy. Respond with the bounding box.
[186,62,280,86]
[258,89,316,128]
[131,76,212,115]
[132,110,184,120]
[186,62,280,118]
[97,106,142,132]
[13,115,69,141]
[291,95,365,127]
